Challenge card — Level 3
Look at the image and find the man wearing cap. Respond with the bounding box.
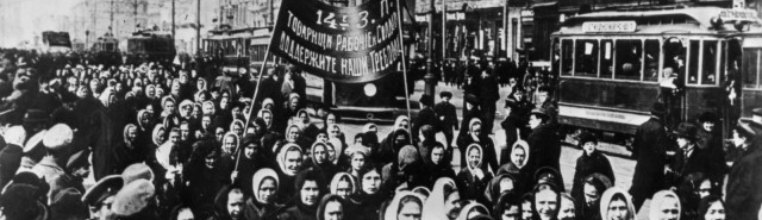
[727,120,762,220]
[413,94,438,143]
[435,91,458,147]
[629,102,671,210]
[479,66,500,134]
[665,123,724,191]
[83,175,123,220]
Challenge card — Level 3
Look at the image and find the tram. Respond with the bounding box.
[91,33,122,66]
[550,6,762,140]
[41,31,72,53]
[124,30,176,65]
[203,26,272,74]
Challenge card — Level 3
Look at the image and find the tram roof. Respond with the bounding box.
[556,6,762,36]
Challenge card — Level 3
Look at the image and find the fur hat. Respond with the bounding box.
[577,132,598,147]
[43,123,73,151]
[121,163,155,185]
[111,179,156,217]
[83,175,123,207]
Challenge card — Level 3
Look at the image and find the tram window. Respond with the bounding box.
[561,39,573,76]
[615,40,642,80]
[688,40,700,84]
[743,49,759,88]
[702,41,718,85]
[575,39,598,77]
[600,40,613,78]
[644,40,660,82]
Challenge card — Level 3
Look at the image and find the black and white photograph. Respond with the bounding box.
[0,0,760,219]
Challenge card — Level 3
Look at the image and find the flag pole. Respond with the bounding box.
[236,2,283,173]
[395,0,413,144]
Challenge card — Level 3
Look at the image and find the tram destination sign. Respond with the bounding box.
[718,9,759,22]
[582,21,637,33]
[269,0,404,83]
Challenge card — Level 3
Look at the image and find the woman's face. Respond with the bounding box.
[197,80,205,90]
[431,147,444,165]
[202,116,212,128]
[192,106,202,118]
[257,178,277,204]
[313,145,328,164]
[223,136,237,155]
[351,154,365,171]
[336,179,352,198]
[529,115,542,129]
[445,192,461,220]
[324,201,343,220]
[168,131,180,145]
[220,97,229,109]
[330,126,341,138]
[397,200,422,220]
[203,103,215,114]
[583,183,600,206]
[146,86,155,97]
[499,178,515,195]
[287,127,300,142]
[157,130,167,144]
[535,190,559,220]
[215,128,225,142]
[284,150,303,174]
[204,153,216,169]
[704,201,725,220]
[263,112,273,127]
[126,126,138,143]
[76,86,89,98]
[232,123,243,136]
[361,170,381,194]
[511,148,526,167]
[607,198,629,220]
[467,148,481,169]
[316,133,328,142]
[656,197,680,220]
[471,124,482,137]
[698,180,712,199]
[298,112,308,122]
[164,101,176,113]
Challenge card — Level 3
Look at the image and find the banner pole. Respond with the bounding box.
[396,0,413,144]
[236,5,283,173]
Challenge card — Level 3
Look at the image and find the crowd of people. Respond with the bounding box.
[0,47,758,220]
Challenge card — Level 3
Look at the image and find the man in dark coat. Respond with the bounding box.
[479,68,500,134]
[726,120,762,220]
[434,91,458,148]
[629,102,671,210]
[665,122,725,191]
[412,94,438,143]
[525,108,561,180]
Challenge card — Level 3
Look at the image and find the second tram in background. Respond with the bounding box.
[203,26,272,75]
[551,5,762,142]
[124,30,176,65]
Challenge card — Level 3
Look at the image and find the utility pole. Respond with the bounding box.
[424,0,436,96]
[196,0,201,55]
[269,0,274,27]
[442,0,446,65]
[172,0,175,42]
[110,0,114,35]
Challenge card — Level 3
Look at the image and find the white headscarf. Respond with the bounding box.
[422,177,458,220]
[649,190,682,220]
[277,143,302,176]
[384,191,426,220]
[3,125,27,146]
[599,187,636,220]
[251,168,279,204]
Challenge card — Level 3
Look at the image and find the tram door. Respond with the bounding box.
[661,37,687,128]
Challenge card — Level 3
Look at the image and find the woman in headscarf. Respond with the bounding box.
[382,191,425,220]
[203,100,217,116]
[698,195,725,220]
[230,119,245,138]
[382,145,427,191]
[456,143,493,205]
[185,140,230,219]
[178,99,194,121]
[649,190,681,220]
[278,169,325,220]
[455,202,490,220]
[494,192,523,220]
[599,188,635,220]
[532,183,561,220]
[219,132,240,176]
[113,123,147,173]
[160,96,177,119]
[328,124,348,166]
[362,122,379,146]
[137,109,155,134]
[456,118,498,172]
[276,143,304,200]
[497,141,531,194]
[293,109,319,140]
[347,151,368,180]
[284,124,314,153]
[576,174,612,220]
[571,132,614,203]
[150,124,167,150]
[318,194,347,220]
[424,142,456,188]
[330,172,357,200]
[324,112,344,140]
[422,177,462,220]
[485,174,518,205]
[349,165,387,220]
[458,94,482,141]
[244,168,284,220]
[375,128,411,165]
[307,142,339,182]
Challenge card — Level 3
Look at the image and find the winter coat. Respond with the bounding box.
[571,151,615,203]
[629,117,671,205]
